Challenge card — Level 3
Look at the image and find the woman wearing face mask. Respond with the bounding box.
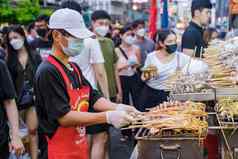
[6,25,42,159]
[115,24,142,108]
[139,29,190,111]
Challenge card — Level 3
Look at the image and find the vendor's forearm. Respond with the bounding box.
[93,97,117,112]
[58,111,108,127]
[4,99,20,137]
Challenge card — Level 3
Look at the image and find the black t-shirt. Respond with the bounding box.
[0,59,16,146]
[30,38,52,50]
[34,55,102,138]
[0,48,6,60]
[181,21,206,57]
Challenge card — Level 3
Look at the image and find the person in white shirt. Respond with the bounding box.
[139,29,190,111]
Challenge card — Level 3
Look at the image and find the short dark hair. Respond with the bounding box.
[1,26,9,35]
[35,14,49,23]
[91,10,111,21]
[60,0,81,14]
[154,29,176,44]
[132,19,145,29]
[191,0,212,17]
[120,23,133,35]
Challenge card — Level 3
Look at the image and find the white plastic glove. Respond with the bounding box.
[106,111,133,128]
[116,104,140,114]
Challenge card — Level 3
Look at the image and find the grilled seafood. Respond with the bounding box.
[125,101,208,139]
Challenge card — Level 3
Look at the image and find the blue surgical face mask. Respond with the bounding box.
[95,26,109,37]
[124,35,135,45]
[62,37,84,57]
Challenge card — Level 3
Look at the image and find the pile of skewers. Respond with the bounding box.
[166,37,238,92]
[209,37,238,69]
[203,47,236,88]
[126,101,208,139]
[215,97,238,123]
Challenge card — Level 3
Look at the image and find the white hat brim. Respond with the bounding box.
[65,28,94,39]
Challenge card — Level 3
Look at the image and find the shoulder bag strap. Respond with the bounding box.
[118,47,129,60]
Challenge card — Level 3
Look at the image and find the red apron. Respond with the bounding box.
[47,56,90,159]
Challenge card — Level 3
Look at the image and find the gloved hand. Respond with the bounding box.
[106,111,133,128]
[116,104,140,114]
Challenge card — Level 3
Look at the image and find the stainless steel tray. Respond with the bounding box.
[170,92,215,101]
[216,87,238,97]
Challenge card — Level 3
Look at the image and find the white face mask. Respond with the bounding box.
[10,38,24,50]
[95,26,109,37]
[136,28,146,37]
[124,36,135,45]
[62,37,84,57]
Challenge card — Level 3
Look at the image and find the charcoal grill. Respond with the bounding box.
[135,128,205,159]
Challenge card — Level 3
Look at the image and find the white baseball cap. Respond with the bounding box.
[49,8,94,39]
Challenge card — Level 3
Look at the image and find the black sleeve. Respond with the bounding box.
[0,60,16,100]
[36,67,71,121]
[182,30,196,50]
[0,48,6,60]
[88,89,103,113]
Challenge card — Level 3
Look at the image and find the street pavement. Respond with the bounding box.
[109,127,135,159]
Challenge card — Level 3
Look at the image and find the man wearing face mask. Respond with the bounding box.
[182,0,212,57]
[89,10,123,159]
[31,15,53,59]
[63,3,112,158]
[133,20,155,66]
[65,1,110,101]
[34,8,137,159]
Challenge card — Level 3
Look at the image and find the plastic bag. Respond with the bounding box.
[130,144,138,159]
[182,59,209,75]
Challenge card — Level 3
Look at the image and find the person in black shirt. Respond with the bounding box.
[35,8,138,159]
[31,15,52,59]
[182,0,212,57]
[0,59,24,159]
[0,28,7,60]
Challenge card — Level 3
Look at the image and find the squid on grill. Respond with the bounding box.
[125,101,208,140]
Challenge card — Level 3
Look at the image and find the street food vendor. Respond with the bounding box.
[139,29,190,111]
[34,8,137,159]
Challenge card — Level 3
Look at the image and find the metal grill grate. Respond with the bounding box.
[135,128,206,141]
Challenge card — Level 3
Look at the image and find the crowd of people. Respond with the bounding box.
[0,0,238,159]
